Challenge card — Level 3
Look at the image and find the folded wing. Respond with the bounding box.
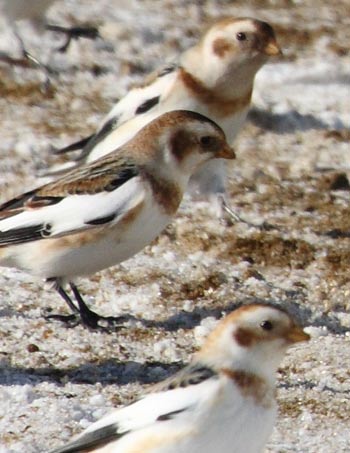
[0,154,142,246]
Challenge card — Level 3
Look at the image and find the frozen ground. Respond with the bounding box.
[0,0,349,452]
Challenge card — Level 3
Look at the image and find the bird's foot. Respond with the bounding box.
[50,281,132,330]
[79,306,130,331]
[46,24,101,52]
[46,309,130,331]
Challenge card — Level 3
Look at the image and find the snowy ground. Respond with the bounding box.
[0,0,350,452]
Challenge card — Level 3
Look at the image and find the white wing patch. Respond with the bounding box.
[0,177,145,243]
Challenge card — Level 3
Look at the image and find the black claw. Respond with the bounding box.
[82,312,129,330]
[78,305,104,330]
[46,310,129,331]
[76,299,129,330]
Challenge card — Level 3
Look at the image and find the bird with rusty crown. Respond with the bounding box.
[48,16,281,220]
[0,110,234,329]
[47,303,309,453]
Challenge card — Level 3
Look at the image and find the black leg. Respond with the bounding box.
[69,282,103,329]
[45,282,80,326]
[69,282,130,330]
[47,281,99,328]
[57,285,79,313]
[13,26,53,92]
[220,195,276,230]
[220,195,246,223]
[46,278,130,330]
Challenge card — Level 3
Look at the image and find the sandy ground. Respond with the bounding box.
[0,0,349,452]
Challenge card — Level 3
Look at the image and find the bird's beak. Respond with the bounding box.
[263,40,282,57]
[286,326,310,344]
[217,144,236,160]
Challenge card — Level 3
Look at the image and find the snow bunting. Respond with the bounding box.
[1,0,99,48]
[0,110,234,329]
[0,0,56,80]
[50,16,281,216]
[47,303,309,453]
[0,0,100,82]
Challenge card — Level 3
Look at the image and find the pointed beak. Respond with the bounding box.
[286,326,310,344]
[217,144,236,160]
[263,40,282,57]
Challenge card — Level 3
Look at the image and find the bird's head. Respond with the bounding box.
[196,304,309,381]
[182,17,281,94]
[140,110,235,184]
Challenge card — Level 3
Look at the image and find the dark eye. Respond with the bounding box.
[200,136,216,147]
[260,320,273,331]
[236,32,247,41]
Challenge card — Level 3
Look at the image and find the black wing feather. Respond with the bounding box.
[0,189,37,212]
[48,423,125,453]
[153,363,218,392]
[76,116,120,162]
[86,213,116,225]
[157,407,187,421]
[52,134,95,155]
[158,64,177,78]
[0,224,49,246]
[135,96,160,115]
[0,155,140,246]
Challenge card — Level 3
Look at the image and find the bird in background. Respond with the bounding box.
[0,110,235,329]
[47,303,310,453]
[0,0,100,86]
[49,16,281,219]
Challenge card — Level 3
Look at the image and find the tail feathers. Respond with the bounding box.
[0,224,45,247]
[51,135,94,155]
